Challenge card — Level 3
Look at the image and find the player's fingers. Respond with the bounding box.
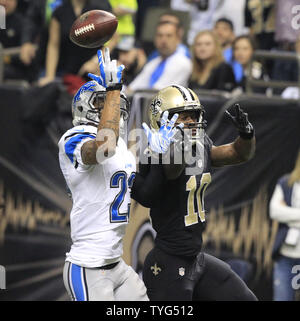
[117,64,125,77]
[142,122,152,140]
[168,113,179,129]
[160,111,168,127]
[98,51,106,80]
[235,103,242,115]
[87,73,99,82]
[104,47,111,64]
[225,110,234,120]
[110,59,117,79]
[111,59,117,69]
[97,50,103,65]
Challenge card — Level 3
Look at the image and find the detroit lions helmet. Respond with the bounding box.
[72,81,130,133]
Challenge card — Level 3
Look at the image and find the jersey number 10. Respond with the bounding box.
[185,173,211,227]
[110,171,136,223]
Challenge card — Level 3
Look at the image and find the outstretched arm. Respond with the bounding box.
[211,104,256,167]
[81,48,124,165]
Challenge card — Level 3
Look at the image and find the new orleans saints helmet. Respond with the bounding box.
[72,80,130,137]
[148,85,206,140]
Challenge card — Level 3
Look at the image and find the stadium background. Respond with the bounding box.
[0,84,299,300]
[1,0,300,301]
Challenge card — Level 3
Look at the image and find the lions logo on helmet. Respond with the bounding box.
[148,85,206,142]
[72,81,130,138]
[72,80,106,127]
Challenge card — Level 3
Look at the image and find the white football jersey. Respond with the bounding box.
[58,125,136,268]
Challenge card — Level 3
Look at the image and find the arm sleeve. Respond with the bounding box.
[64,133,96,170]
[269,184,300,223]
[131,163,165,208]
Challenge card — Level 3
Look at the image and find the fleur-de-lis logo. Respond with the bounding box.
[151,263,161,276]
[150,98,162,117]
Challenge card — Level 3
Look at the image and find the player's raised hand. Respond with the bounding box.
[88,47,124,90]
[142,111,184,154]
[225,104,254,139]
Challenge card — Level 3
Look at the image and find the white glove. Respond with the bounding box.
[88,47,124,89]
[142,111,184,154]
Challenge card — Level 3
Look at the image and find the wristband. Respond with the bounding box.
[239,129,254,140]
[106,83,123,91]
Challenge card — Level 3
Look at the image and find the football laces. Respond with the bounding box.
[75,23,95,36]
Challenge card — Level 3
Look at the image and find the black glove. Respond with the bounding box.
[225,104,254,139]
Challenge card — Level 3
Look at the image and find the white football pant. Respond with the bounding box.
[63,259,149,301]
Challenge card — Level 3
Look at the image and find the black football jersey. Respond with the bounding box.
[133,134,213,257]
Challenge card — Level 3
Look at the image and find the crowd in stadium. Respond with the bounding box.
[1,0,299,98]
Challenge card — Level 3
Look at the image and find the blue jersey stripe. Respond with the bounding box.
[65,133,95,164]
[71,264,85,301]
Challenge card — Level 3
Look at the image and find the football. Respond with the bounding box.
[69,10,118,48]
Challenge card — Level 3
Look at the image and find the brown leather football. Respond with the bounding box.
[69,10,118,48]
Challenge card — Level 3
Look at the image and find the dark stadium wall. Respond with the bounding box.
[0,83,300,300]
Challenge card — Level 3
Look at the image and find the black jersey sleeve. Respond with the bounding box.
[205,133,213,150]
[131,162,165,208]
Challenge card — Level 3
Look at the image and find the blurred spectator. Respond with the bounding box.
[245,0,276,50]
[0,0,22,48]
[19,0,63,80]
[214,17,243,83]
[147,12,190,61]
[39,0,111,88]
[116,36,146,86]
[127,21,192,92]
[214,18,235,53]
[270,151,300,301]
[109,0,137,38]
[232,35,268,92]
[212,0,248,36]
[107,0,137,53]
[189,30,235,92]
[170,0,221,45]
[0,0,32,81]
[135,0,165,42]
[280,34,300,99]
[272,35,300,96]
